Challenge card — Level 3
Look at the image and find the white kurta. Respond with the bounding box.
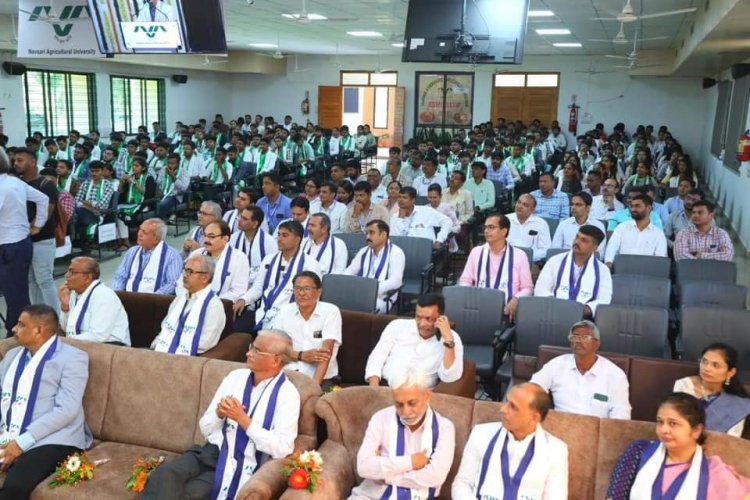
[180,246,250,302]
[60,280,131,345]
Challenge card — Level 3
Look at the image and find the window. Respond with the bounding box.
[722,76,750,171]
[373,87,389,129]
[110,76,165,134]
[493,73,559,88]
[494,74,526,87]
[23,69,97,137]
[340,71,398,87]
[711,81,732,157]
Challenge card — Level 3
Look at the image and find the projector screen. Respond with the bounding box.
[87,0,227,54]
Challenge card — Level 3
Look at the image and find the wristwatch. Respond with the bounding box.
[443,340,456,349]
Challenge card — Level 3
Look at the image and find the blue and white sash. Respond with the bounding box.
[553,251,601,304]
[66,281,102,337]
[211,372,287,500]
[204,246,234,296]
[304,236,337,275]
[0,336,59,445]
[231,230,268,272]
[154,290,216,356]
[703,392,750,434]
[223,209,240,233]
[126,242,168,293]
[357,243,392,281]
[256,251,306,328]
[476,243,514,304]
[190,226,205,245]
[630,441,708,500]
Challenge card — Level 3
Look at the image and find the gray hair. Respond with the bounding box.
[201,201,222,219]
[188,254,215,280]
[145,218,167,241]
[311,212,331,233]
[389,366,432,391]
[570,320,600,340]
[72,256,100,279]
[257,329,293,363]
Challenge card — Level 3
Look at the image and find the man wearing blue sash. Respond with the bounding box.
[275,196,311,241]
[223,188,269,234]
[143,330,300,500]
[302,213,348,275]
[112,218,182,295]
[452,383,568,500]
[151,255,226,356]
[230,206,277,286]
[350,366,455,499]
[182,201,222,258]
[534,225,612,318]
[0,305,92,499]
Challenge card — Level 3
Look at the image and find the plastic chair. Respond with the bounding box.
[336,233,368,266]
[594,305,670,358]
[611,275,671,309]
[321,274,379,313]
[679,282,747,309]
[613,254,672,279]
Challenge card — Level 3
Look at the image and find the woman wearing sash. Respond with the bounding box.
[115,157,156,250]
[673,343,750,439]
[606,392,750,499]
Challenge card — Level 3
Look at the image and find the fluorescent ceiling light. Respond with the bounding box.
[347,31,383,37]
[248,43,277,48]
[391,42,405,48]
[282,13,327,20]
[528,10,555,17]
[553,42,583,47]
[536,28,571,35]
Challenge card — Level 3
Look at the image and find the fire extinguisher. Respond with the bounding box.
[568,95,579,134]
[301,90,310,116]
[737,129,750,162]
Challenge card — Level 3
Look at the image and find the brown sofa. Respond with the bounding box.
[280,387,750,500]
[0,337,321,499]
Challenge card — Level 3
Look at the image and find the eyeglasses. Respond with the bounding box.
[483,224,500,231]
[203,233,222,240]
[183,268,208,277]
[65,269,90,276]
[248,344,278,357]
[293,286,319,294]
[197,210,213,216]
[568,335,596,343]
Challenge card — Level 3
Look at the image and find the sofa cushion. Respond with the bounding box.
[338,311,374,385]
[100,348,209,452]
[628,356,697,421]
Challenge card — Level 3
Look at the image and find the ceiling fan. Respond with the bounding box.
[591,0,697,23]
[201,56,229,67]
[0,15,19,46]
[588,21,668,45]
[613,60,661,70]
[284,0,355,23]
[604,26,642,62]
[291,55,312,73]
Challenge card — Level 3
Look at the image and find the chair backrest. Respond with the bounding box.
[336,233,367,265]
[442,286,505,345]
[390,236,433,280]
[415,196,429,206]
[680,281,747,309]
[613,254,671,279]
[611,275,671,309]
[594,305,669,358]
[321,274,378,313]
[514,297,585,356]
[675,260,737,285]
[545,247,568,261]
[680,306,750,373]
[542,217,560,238]
[515,246,534,270]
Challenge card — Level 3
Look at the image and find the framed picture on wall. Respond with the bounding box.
[415,72,474,140]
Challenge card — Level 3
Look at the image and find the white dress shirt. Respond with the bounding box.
[182,155,206,178]
[551,216,607,259]
[301,236,348,275]
[309,200,348,234]
[343,243,405,313]
[452,422,568,500]
[0,173,49,245]
[370,184,388,205]
[364,318,464,387]
[60,280,131,345]
[534,251,613,314]
[506,213,552,262]
[590,196,625,221]
[530,354,631,419]
[152,286,226,354]
[223,208,270,234]
[412,173,448,196]
[229,230,278,285]
[604,219,668,263]
[180,246,250,302]
[389,206,452,243]
[271,301,342,380]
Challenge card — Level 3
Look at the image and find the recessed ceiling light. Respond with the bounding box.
[528,10,555,17]
[282,13,327,20]
[536,28,571,35]
[347,31,383,37]
[553,42,583,47]
[391,42,405,48]
[248,43,277,48]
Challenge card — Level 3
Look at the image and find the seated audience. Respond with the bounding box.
[535,225,612,318]
[673,343,749,438]
[552,191,607,259]
[458,212,533,321]
[275,196,311,239]
[531,172,570,220]
[665,188,702,242]
[350,367,455,499]
[143,331,299,499]
[531,320,631,419]
[452,383,568,500]
[223,187,267,234]
[58,257,131,345]
[507,194,552,263]
[674,200,734,261]
[365,293,464,388]
[465,161,495,212]
[365,168,388,204]
[590,177,625,221]
[309,181,347,233]
[343,181,391,234]
[413,157,447,196]
[606,393,750,499]
[152,255,226,355]
[343,220,405,313]
[426,183,461,252]
[381,157,412,188]
[605,193,668,266]
[606,186,663,232]
[156,153,190,220]
[301,213,348,275]
[182,201,222,257]
[664,178,695,215]
[389,186,452,246]
[229,206,277,286]
[272,272,342,388]
[115,156,156,249]
[74,160,115,242]
[381,180,402,216]
[0,305,92,499]
[112,218,182,295]
[257,173,292,235]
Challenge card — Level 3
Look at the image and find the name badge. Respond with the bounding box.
[593,393,609,402]
[313,330,322,339]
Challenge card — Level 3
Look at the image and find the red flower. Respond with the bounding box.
[288,468,310,490]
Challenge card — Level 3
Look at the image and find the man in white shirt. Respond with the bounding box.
[535,225,612,318]
[532,321,631,421]
[365,168,388,205]
[604,193,668,267]
[590,178,625,221]
[223,187,265,234]
[390,186,452,247]
[309,181,347,233]
[452,383,568,500]
[143,331,299,499]
[136,0,177,22]
[301,213,348,275]
[365,293,464,388]
[182,201,221,258]
[344,219,405,314]
[381,157,412,188]
[412,157,447,197]
[506,194,551,263]
[181,141,206,179]
[351,367,456,499]
[229,206,277,286]
[552,192,607,259]
[58,257,131,345]
[275,197,310,241]
[272,272,342,388]
[151,255,226,356]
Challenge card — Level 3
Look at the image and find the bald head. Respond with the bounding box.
[517,383,552,421]
[72,256,100,279]
[255,330,293,360]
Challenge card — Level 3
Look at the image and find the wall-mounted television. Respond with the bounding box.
[87,0,227,54]
[402,0,529,64]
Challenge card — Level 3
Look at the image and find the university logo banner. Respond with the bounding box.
[17,0,101,58]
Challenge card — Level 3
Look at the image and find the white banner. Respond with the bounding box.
[17,0,101,58]
[120,21,182,50]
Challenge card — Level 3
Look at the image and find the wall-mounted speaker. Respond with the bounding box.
[2,62,27,76]
[731,64,750,80]
[702,78,717,89]
[172,74,188,84]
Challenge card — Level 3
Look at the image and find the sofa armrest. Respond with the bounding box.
[279,440,355,500]
[434,359,476,399]
[238,435,317,500]
[201,332,253,362]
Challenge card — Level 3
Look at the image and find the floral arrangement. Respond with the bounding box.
[126,456,166,493]
[48,453,97,488]
[282,450,324,493]
[324,385,342,394]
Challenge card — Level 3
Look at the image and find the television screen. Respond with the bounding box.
[402,0,529,64]
[87,0,227,54]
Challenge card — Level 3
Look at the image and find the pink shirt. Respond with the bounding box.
[458,244,534,300]
[662,456,750,499]
[352,406,456,499]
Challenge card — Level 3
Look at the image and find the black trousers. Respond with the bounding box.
[0,444,80,500]
[0,237,32,335]
[142,443,219,500]
[233,309,257,334]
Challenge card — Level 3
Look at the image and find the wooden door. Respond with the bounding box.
[392,86,405,147]
[318,86,342,129]
[491,87,524,124]
[490,86,559,125]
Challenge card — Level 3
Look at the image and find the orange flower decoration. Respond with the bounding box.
[288,468,310,490]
